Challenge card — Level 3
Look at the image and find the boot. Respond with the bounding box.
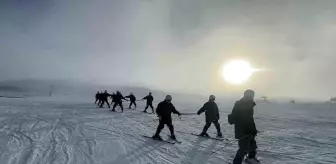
[111,109,116,112]
[170,134,176,140]
[217,132,223,138]
[245,158,260,164]
[152,134,163,140]
[199,132,210,137]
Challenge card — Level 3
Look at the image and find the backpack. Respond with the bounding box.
[228,113,235,125]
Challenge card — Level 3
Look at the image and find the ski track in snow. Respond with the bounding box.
[0,97,335,164]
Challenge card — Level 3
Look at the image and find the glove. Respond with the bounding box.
[197,111,200,115]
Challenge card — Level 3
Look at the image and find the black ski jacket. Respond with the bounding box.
[143,95,154,104]
[114,93,126,103]
[125,95,136,102]
[197,101,220,122]
[101,92,110,101]
[156,101,181,123]
[230,98,257,139]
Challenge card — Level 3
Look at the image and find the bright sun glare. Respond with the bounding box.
[222,60,254,84]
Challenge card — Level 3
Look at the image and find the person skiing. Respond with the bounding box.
[142,92,154,113]
[125,92,137,109]
[152,95,181,140]
[98,92,103,106]
[95,91,100,104]
[112,91,127,112]
[197,95,222,137]
[99,90,111,108]
[110,92,116,105]
[229,89,260,164]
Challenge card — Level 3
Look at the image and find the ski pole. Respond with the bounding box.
[181,113,198,115]
[143,118,159,124]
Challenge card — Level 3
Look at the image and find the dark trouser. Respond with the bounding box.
[144,103,154,113]
[155,120,174,136]
[202,120,221,134]
[112,101,124,111]
[233,136,257,164]
[129,101,136,109]
[95,98,99,104]
[100,99,110,108]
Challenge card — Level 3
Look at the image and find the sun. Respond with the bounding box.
[222,60,254,84]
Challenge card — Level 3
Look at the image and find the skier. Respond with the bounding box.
[99,90,111,108]
[229,89,260,164]
[125,92,137,109]
[152,95,181,140]
[112,91,127,112]
[197,95,222,137]
[111,92,116,105]
[95,91,100,104]
[142,92,154,113]
[98,92,103,106]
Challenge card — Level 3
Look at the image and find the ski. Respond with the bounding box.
[167,135,182,144]
[142,111,154,114]
[244,158,261,164]
[142,135,176,144]
[190,133,225,141]
[110,110,122,113]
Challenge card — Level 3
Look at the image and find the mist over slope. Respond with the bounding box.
[0,79,209,103]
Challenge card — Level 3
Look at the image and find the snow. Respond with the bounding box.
[0,96,335,164]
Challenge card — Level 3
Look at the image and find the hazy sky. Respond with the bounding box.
[1,0,336,99]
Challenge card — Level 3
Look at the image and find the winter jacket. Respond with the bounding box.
[101,92,110,101]
[111,94,116,102]
[125,95,136,102]
[230,98,257,139]
[114,93,126,103]
[156,101,181,123]
[143,95,154,104]
[197,101,220,122]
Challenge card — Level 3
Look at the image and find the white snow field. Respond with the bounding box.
[0,95,335,164]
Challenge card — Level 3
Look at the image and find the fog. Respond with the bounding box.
[1,0,336,99]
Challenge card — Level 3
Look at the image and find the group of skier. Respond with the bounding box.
[95,91,154,113]
[95,89,260,164]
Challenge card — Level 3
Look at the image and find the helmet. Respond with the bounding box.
[244,89,255,99]
[209,95,216,101]
[149,92,152,95]
[165,95,172,102]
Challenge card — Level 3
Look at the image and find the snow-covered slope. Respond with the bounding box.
[0,96,335,164]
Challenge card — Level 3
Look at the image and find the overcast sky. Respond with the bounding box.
[1,0,336,99]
